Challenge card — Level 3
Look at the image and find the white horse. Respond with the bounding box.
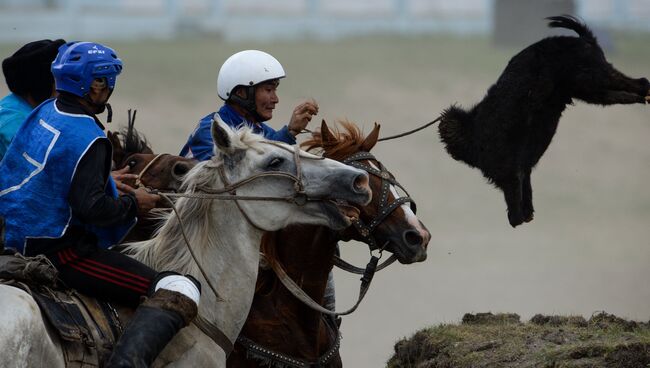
[0,118,371,368]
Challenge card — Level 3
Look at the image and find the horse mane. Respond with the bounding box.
[119,125,153,155]
[301,120,365,161]
[125,125,266,273]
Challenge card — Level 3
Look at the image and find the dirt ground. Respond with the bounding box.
[388,312,650,367]
[1,33,648,367]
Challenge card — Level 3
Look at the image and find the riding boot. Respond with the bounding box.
[105,289,198,368]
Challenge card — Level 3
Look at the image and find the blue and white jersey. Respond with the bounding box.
[179,104,295,161]
[0,99,134,254]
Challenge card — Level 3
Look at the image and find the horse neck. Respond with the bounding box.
[129,197,263,341]
[275,225,338,332]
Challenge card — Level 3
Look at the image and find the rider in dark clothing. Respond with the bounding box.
[0,41,201,367]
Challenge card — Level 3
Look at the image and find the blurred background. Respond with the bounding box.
[1,1,649,367]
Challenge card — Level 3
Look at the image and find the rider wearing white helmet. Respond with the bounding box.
[180,50,319,160]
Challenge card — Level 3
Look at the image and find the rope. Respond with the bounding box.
[157,192,224,303]
[377,116,441,142]
[135,153,169,188]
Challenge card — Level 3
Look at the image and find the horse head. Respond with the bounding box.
[303,119,430,264]
[186,117,372,232]
[108,121,196,193]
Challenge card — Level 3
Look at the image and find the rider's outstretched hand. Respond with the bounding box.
[288,99,319,136]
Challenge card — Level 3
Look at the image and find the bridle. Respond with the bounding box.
[235,150,418,367]
[149,141,335,356]
[259,150,417,318]
[342,151,417,250]
[133,153,170,189]
[160,141,326,210]
[331,151,418,274]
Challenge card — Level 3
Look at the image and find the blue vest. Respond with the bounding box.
[0,99,134,254]
[179,104,296,161]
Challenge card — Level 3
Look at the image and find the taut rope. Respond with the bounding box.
[377,116,441,142]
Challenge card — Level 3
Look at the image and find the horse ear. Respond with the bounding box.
[320,119,338,145]
[107,131,125,168]
[211,118,235,155]
[360,122,381,152]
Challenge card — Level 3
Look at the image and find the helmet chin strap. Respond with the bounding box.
[83,89,114,123]
[230,85,264,123]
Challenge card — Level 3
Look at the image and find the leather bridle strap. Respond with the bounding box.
[193,315,234,357]
[236,314,341,368]
[264,252,379,317]
[341,151,416,250]
[333,253,397,274]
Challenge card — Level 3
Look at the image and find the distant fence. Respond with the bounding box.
[0,0,648,43]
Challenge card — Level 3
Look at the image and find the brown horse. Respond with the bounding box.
[227,120,430,368]
[107,113,196,242]
[108,126,195,193]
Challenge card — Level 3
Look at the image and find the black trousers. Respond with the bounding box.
[45,243,157,308]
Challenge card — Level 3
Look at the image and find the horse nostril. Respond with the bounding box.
[402,229,423,247]
[353,172,369,193]
[172,162,190,177]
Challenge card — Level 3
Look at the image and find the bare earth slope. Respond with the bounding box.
[388,312,650,368]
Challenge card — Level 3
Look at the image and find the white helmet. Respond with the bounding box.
[217,50,286,101]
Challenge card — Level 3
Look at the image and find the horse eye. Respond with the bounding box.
[128,159,137,168]
[267,157,284,169]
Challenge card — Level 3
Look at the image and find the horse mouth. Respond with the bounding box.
[319,200,359,229]
[389,243,428,264]
[333,200,360,222]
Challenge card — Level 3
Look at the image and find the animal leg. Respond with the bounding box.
[499,175,525,228]
[522,171,534,223]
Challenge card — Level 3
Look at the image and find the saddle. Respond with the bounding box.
[0,252,123,368]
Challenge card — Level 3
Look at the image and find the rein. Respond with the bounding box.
[235,150,411,367]
[261,247,382,317]
[148,143,331,355]
[134,153,170,188]
[159,141,324,206]
[263,152,412,316]
[377,116,441,142]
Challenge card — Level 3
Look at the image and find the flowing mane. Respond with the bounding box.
[125,125,266,274]
[301,120,366,160]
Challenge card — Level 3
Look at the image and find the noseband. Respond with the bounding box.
[133,153,170,188]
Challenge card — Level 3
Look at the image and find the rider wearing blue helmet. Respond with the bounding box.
[0,41,201,368]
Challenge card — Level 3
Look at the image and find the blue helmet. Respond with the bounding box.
[51,42,123,97]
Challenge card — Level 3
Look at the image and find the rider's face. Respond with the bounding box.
[254,80,279,121]
[88,78,111,105]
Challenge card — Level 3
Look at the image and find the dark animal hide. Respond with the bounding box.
[438,15,650,227]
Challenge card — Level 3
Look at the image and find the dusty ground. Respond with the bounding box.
[1,33,648,367]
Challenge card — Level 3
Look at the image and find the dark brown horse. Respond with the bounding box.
[108,128,195,193]
[107,113,196,242]
[227,120,430,368]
